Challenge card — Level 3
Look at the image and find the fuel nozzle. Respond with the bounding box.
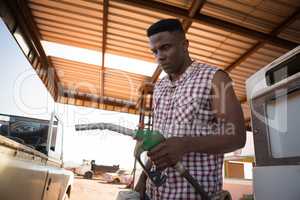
[134,130,211,199]
[133,129,167,187]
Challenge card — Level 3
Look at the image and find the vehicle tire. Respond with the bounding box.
[112,178,120,184]
[84,171,93,179]
[63,194,70,200]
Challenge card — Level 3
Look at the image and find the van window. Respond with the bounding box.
[0,114,50,154]
[0,115,10,136]
[266,89,300,158]
[266,53,300,86]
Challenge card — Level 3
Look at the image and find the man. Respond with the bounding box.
[135,19,246,200]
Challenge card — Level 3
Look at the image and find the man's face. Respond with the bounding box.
[149,31,187,75]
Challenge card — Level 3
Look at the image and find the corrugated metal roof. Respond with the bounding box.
[202,0,297,33]
[187,22,258,68]
[49,56,149,104]
[154,0,192,9]
[106,0,173,61]
[29,0,103,50]
[18,0,300,120]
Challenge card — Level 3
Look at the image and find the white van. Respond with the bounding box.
[0,113,73,200]
[0,13,73,200]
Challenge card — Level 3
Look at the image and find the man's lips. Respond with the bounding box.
[160,63,170,68]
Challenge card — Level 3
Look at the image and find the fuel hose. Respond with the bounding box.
[174,162,211,200]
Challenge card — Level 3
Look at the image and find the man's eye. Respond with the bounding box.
[162,45,170,50]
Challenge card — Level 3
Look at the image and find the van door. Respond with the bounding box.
[42,115,68,200]
[43,168,63,200]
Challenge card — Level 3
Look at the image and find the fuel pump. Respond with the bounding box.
[246,46,300,200]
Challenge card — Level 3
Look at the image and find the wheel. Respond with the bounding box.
[63,186,71,200]
[112,178,120,184]
[83,171,93,179]
[63,194,70,200]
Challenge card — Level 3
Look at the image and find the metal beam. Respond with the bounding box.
[245,117,251,131]
[136,64,161,108]
[182,0,206,31]
[225,8,300,73]
[240,97,247,104]
[226,42,265,73]
[62,90,136,109]
[150,65,162,84]
[226,8,300,102]
[101,0,109,98]
[115,0,298,49]
[136,65,161,106]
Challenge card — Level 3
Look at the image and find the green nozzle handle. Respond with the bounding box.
[134,130,165,151]
[133,129,167,187]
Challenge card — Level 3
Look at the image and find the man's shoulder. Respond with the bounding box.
[189,61,220,80]
[193,61,219,73]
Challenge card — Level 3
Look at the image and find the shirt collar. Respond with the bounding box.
[165,60,196,87]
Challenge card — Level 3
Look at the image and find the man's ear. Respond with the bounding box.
[183,39,189,52]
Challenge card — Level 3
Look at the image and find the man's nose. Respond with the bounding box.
[156,51,166,62]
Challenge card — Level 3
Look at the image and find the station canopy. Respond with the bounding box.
[4,0,300,126]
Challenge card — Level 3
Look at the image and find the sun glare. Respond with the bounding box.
[41,41,157,77]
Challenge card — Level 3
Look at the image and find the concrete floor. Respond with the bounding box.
[70,176,130,200]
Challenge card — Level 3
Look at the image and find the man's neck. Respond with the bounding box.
[169,57,193,81]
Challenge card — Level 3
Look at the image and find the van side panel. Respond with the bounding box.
[43,166,73,200]
[0,145,48,200]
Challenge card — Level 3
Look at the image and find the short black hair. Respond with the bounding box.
[147,18,184,37]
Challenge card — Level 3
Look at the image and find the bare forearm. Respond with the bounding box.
[148,128,245,170]
[182,134,245,154]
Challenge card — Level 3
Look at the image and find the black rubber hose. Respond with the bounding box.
[174,163,211,200]
[181,170,210,200]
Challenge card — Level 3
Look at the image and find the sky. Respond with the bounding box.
[58,104,140,169]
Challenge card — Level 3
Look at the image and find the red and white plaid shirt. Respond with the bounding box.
[146,61,224,200]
